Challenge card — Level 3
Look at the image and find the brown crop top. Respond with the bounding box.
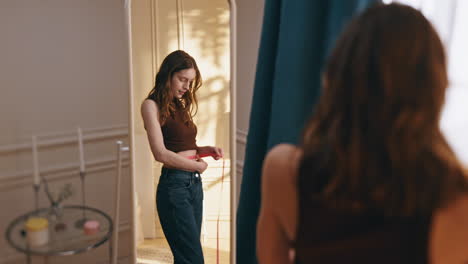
[161,109,198,153]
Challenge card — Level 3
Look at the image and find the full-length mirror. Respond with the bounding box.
[129,0,232,263]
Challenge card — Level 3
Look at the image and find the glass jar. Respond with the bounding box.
[25,217,49,247]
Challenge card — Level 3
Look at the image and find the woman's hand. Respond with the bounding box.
[196,159,208,173]
[197,146,224,160]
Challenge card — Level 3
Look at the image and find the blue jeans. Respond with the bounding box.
[156,168,204,264]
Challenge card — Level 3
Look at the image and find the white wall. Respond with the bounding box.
[0,0,132,263]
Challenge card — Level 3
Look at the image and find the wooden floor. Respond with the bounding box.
[137,238,230,264]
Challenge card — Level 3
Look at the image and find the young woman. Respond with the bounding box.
[141,50,223,264]
[257,3,468,264]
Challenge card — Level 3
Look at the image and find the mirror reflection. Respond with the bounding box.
[130,1,231,263]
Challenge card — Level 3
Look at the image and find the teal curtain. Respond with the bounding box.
[236,0,379,263]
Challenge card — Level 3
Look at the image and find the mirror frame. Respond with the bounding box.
[124,0,238,263]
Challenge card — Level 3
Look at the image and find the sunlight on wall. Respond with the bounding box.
[181,4,231,156]
[179,0,232,244]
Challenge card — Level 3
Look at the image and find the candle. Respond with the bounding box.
[77,127,85,172]
[32,136,40,186]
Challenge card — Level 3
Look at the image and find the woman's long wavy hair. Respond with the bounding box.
[298,3,467,217]
[147,50,202,125]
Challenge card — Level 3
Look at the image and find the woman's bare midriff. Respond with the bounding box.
[163,149,198,170]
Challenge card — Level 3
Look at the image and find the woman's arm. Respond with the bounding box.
[197,146,223,160]
[141,99,207,172]
[257,144,301,264]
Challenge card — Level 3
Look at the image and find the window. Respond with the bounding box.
[385,0,468,164]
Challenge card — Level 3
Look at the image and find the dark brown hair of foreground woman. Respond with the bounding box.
[257,3,468,264]
[299,3,468,217]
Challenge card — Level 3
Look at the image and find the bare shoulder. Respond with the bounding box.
[261,143,302,241]
[141,99,161,130]
[430,193,468,263]
[262,143,302,186]
[141,99,158,113]
[446,193,468,216]
[433,193,468,226]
